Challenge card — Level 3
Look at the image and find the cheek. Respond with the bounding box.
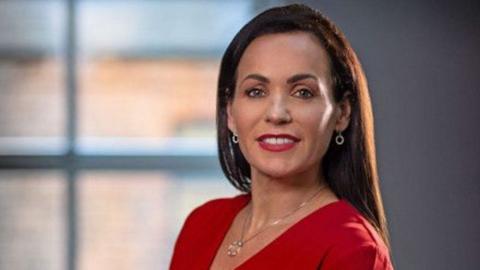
[302,103,334,129]
[231,102,263,135]
[299,103,336,148]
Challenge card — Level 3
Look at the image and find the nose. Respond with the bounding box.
[265,94,292,125]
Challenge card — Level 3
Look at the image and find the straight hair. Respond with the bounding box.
[216,4,391,249]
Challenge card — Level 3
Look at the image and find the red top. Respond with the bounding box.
[170,193,394,270]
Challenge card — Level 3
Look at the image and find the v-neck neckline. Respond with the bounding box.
[207,193,346,270]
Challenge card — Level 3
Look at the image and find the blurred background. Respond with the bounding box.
[0,0,478,270]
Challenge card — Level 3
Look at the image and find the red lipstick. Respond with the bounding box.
[256,134,300,152]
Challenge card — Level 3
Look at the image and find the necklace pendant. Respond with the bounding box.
[227,240,243,257]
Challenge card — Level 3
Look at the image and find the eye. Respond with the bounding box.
[246,88,266,98]
[293,88,314,99]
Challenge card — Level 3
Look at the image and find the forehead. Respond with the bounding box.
[237,31,332,82]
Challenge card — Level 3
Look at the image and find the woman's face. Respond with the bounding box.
[227,31,350,180]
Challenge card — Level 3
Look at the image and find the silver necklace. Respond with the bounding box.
[226,185,326,257]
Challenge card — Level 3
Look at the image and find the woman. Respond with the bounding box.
[170,4,394,270]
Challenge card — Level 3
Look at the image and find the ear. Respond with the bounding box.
[335,92,352,132]
[227,101,237,134]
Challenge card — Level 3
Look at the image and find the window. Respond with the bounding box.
[0,0,281,269]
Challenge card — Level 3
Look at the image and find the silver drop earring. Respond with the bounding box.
[335,131,344,145]
[232,134,239,144]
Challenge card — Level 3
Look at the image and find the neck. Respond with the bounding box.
[246,167,332,231]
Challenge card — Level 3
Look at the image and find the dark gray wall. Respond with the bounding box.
[286,0,480,269]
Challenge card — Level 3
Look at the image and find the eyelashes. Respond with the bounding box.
[245,88,266,97]
[244,87,315,99]
[293,88,314,98]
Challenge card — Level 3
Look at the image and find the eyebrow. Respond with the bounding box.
[286,73,318,84]
[241,73,318,84]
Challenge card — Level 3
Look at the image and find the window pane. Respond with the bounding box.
[0,0,66,154]
[0,170,65,270]
[78,59,219,139]
[76,0,253,155]
[78,170,236,270]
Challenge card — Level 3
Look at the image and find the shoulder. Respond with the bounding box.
[184,193,250,225]
[174,193,249,242]
[318,200,393,269]
[321,200,386,248]
[170,193,250,268]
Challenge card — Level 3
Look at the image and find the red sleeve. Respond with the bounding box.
[169,206,202,269]
[320,244,394,270]
[169,198,233,270]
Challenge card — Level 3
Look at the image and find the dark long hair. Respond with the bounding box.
[216,4,390,249]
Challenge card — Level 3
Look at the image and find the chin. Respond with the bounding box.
[253,164,299,179]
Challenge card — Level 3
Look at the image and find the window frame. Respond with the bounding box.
[0,1,221,270]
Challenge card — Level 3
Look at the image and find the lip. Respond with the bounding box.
[256,133,300,152]
[256,133,301,142]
